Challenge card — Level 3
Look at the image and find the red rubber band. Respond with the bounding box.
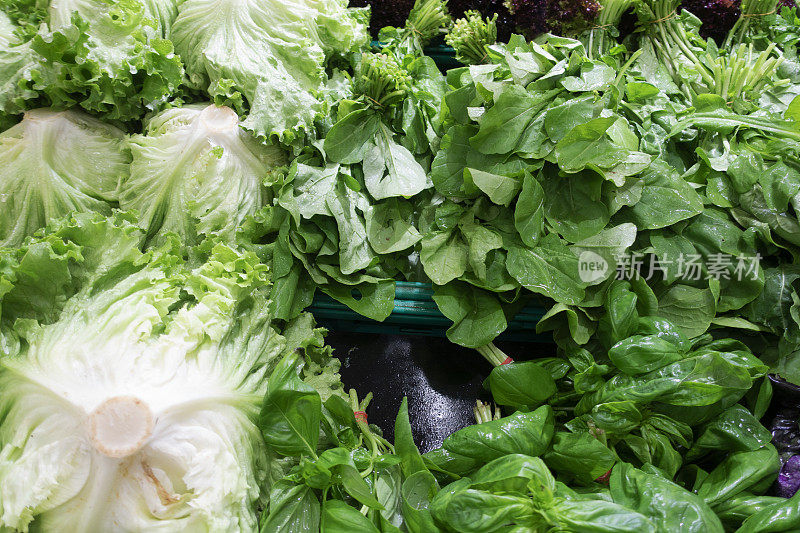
[501,357,514,365]
[354,411,368,424]
[595,469,612,484]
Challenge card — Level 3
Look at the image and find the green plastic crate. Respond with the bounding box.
[310,281,551,342]
[423,44,461,70]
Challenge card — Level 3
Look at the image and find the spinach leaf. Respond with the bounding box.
[432,282,508,348]
[470,85,558,155]
[364,123,428,200]
[623,160,704,229]
[514,171,546,247]
[507,235,588,305]
[260,350,322,457]
[325,108,381,163]
[442,406,555,462]
[610,463,724,533]
[487,361,558,407]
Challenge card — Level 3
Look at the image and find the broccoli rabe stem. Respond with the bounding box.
[446,10,498,64]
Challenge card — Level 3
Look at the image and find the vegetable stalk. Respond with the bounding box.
[475,342,514,366]
[473,400,502,423]
[407,0,452,45]
[354,52,413,109]
[586,0,634,58]
[446,10,498,64]
[637,0,716,95]
[348,389,395,478]
[726,0,780,46]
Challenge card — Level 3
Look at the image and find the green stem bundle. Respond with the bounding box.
[446,10,498,65]
[726,0,780,47]
[476,342,512,366]
[407,0,452,46]
[473,400,501,424]
[587,0,634,59]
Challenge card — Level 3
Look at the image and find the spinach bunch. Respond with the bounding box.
[258,330,782,531]
[262,24,448,322]
[419,0,800,377]
[259,0,800,372]
[451,319,780,531]
[409,32,691,350]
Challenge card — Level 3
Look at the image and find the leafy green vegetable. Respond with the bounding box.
[0,212,288,531]
[3,0,184,122]
[446,10,498,66]
[172,0,368,146]
[3,2,800,529]
[0,109,127,246]
[258,4,800,530]
[121,103,286,246]
[611,463,724,532]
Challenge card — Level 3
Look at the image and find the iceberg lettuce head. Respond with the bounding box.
[0,108,128,247]
[0,212,288,532]
[120,103,286,245]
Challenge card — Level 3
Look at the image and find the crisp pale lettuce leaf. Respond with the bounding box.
[120,103,286,245]
[0,211,146,329]
[141,0,179,37]
[0,0,46,36]
[0,12,38,118]
[2,0,184,122]
[171,0,368,145]
[0,108,129,247]
[0,212,288,532]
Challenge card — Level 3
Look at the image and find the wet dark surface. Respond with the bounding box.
[327,332,553,453]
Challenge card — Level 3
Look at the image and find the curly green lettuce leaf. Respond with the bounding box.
[141,0,179,37]
[18,0,184,122]
[0,0,47,37]
[0,12,39,117]
[171,0,368,146]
